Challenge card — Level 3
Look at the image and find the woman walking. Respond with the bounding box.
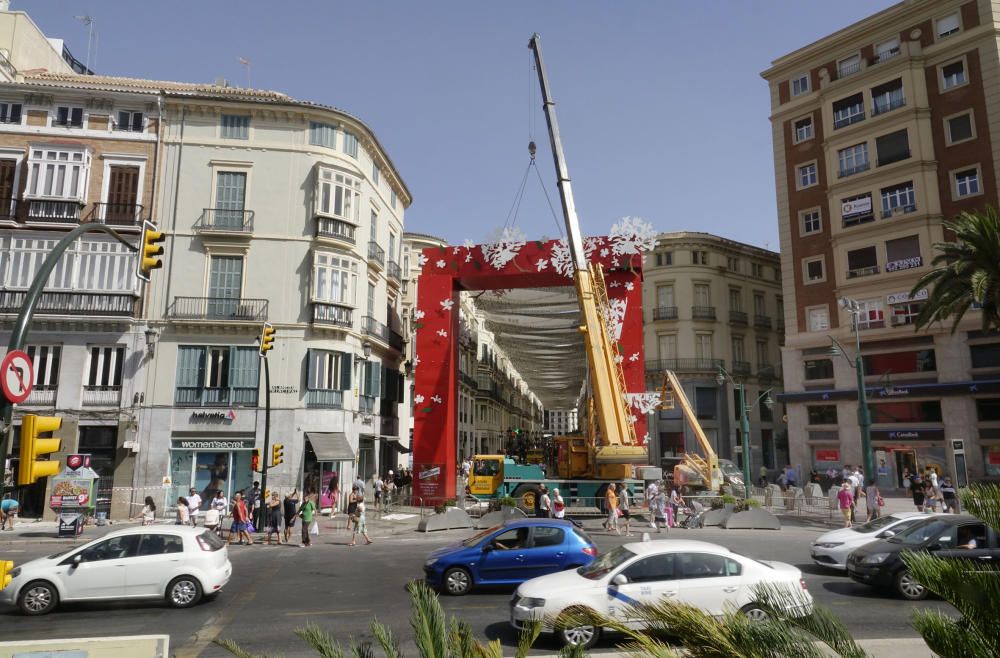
[265,492,283,545]
[618,483,633,536]
[136,496,156,525]
[283,489,300,543]
[175,496,190,525]
[228,492,253,545]
[603,484,620,535]
[864,479,881,522]
[837,482,855,528]
[298,491,317,547]
[348,497,373,546]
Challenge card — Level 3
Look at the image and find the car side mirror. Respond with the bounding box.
[482,544,494,553]
[878,530,895,539]
[72,554,82,567]
[611,574,628,587]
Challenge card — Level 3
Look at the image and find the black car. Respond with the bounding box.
[847,514,1000,600]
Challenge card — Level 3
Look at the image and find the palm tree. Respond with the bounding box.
[910,207,1000,333]
[903,483,1000,658]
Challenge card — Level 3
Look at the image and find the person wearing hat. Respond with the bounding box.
[837,481,855,528]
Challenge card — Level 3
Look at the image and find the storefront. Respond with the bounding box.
[303,432,355,511]
[168,437,255,510]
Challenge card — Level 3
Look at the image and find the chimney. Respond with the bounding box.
[0,1,10,11]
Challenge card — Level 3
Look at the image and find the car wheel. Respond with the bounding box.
[740,603,770,621]
[166,575,203,608]
[894,569,927,601]
[443,567,472,596]
[557,608,600,649]
[18,580,58,615]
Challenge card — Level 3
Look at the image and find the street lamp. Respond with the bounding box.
[717,366,774,499]
[829,296,876,482]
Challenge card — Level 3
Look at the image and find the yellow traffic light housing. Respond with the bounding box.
[258,322,276,357]
[0,560,13,590]
[17,414,62,486]
[271,443,284,467]
[137,220,165,282]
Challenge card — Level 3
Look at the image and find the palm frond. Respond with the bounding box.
[295,624,347,658]
[407,581,448,658]
[370,619,402,658]
[911,610,996,658]
[514,621,542,658]
[213,638,276,658]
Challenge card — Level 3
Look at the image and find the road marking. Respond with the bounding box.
[443,604,498,610]
[286,608,372,617]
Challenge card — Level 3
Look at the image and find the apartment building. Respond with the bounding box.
[763,0,1000,487]
[544,408,578,435]
[0,28,159,516]
[642,232,786,476]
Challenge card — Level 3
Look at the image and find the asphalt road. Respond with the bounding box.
[0,518,952,657]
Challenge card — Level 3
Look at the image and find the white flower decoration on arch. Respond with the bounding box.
[627,392,664,415]
[481,226,527,269]
[440,298,455,311]
[609,216,657,256]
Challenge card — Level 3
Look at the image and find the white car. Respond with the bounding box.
[810,512,938,570]
[510,539,812,648]
[0,526,232,615]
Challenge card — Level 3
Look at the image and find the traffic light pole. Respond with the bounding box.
[258,355,271,521]
[0,223,137,497]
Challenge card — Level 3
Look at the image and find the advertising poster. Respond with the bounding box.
[415,463,444,499]
[49,477,95,509]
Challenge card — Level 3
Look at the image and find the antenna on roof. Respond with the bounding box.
[238,57,251,88]
[73,15,97,74]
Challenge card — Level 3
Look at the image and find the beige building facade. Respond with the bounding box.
[763,0,1000,488]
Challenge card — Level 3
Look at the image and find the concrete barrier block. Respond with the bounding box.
[701,508,732,527]
[418,507,473,532]
[476,506,525,528]
[724,508,781,530]
[804,482,823,505]
[764,484,782,507]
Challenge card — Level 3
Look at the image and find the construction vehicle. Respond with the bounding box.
[656,370,746,495]
[466,34,649,508]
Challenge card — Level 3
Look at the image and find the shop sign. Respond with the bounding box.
[815,449,840,462]
[885,256,922,272]
[886,288,928,305]
[414,462,444,499]
[171,438,255,450]
[270,385,297,394]
[189,410,236,424]
[872,429,944,441]
[842,195,872,218]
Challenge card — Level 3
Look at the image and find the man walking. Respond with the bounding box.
[187,488,202,527]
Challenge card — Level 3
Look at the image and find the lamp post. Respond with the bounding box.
[830,297,876,482]
[717,366,774,499]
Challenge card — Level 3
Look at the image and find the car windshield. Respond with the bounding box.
[577,545,635,580]
[47,547,76,559]
[720,461,742,478]
[461,526,502,547]
[888,519,954,546]
[852,515,900,534]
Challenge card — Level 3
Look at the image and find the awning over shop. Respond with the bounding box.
[386,438,411,453]
[306,432,355,461]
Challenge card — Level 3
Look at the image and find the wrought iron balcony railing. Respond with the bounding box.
[312,302,353,328]
[754,314,773,329]
[387,260,402,282]
[175,386,259,407]
[196,208,254,232]
[653,306,677,320]
[25,199,82,223]
[645,358,725,374]
[0,290,136,316]
[306,389,344,409]
[315,217,356,243]
[82,385,122,407]
[692,306,716,321]
[368,241,385,267]
[167,296,268,321]
[729,310,748,326]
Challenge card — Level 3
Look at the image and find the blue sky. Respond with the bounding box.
[23,0,896,250]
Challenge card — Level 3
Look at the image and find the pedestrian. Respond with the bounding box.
[551,488,565,519]
[248,481,262,528]
[349,497,373,546]
[910,474,925,512]
[135,496,156,525]
[381,476,394,512]
[264,492,283,545]
[669,487,682,527]
[228,492,253,545]
[0,497,19,530]
[940,477,959,513]
[618,483,633,536]
[212,490,228,517]
[644,480,659,529]
[785,464,798,488]
[283,488,300,543]
[373,473,383,513]
[353,474,366,498]
[864,479,882,522]
[924,482,940,513]
[187,488,202,527]
[837,482,855,528]
[926,467,939,492]
[537,484,551,518]
[299,491,317,547]
[653,482,669,531]
[777,469,788,491]
[347,486,362,530]
[175,496,190,525]
[602,483,620,535]
[758,465,769,488]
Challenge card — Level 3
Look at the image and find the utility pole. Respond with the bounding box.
[257,323,275,524]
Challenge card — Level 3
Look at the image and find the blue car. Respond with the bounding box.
[423,519,598,596]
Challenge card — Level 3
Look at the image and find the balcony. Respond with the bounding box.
[732,360,752,375]
[881,204,917,218]
[312,302,353,328]
[475,375,492,390]
[754,314,772,330]
[833,112,864,130]
[306,389,344,409]
[368,241,385,268]
[167,297,268,322]
[387,260,402,284]
[653,306,677,321]
[81,385,122,407]
[838,162,870,178]
[196,208,254,233]
[877,151,910,167]
[847,265,880,279]
[25,199,82,224]
[872,48,901,65]
[645,358,725,374]
[0,290,136,316]
[362,314,404,351]
[757,366,782,382]
[175,386,258,407]
[692,306,716,321]
[836,61,862,79]
[22,386,56,406]
[885,255,922,273]
[86,203,144,229]
[872,96,905,116]
[315,217,356,244]
[729,310,748,326]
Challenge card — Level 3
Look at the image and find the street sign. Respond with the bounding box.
[1,350,33,404]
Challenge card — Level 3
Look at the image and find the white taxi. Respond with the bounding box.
[0,526,231,615]
[510,539,811,648]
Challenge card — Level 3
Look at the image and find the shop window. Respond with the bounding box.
[870,400,942,423]
[804,358,834,380]
[807,405,837,425]
[970,343,1000,368]
[175,345,260,406]
[976,398,1000,422]
[863,349,936,375]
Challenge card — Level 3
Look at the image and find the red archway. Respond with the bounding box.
[411,235,647,501]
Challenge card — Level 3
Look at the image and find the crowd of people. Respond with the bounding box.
[525,480,690,535]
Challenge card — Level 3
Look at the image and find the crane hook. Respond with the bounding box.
[528,140,536,160]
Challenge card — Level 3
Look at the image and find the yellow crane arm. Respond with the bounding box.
[658,369,721,489]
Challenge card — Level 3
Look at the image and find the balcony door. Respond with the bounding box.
[0,159,15,217]
[215,172,246,229]
[207,256,243,318]
[106,165,139,224]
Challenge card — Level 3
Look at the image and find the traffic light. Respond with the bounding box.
[137,220,165,282]
[258,322,276,357]
[251,449,261,473]
[271,443,284,467]
[17,415,61,486]
[0,560,13,590]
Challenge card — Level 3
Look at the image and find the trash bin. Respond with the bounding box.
[57,513,84,537]
[96,511,108,526]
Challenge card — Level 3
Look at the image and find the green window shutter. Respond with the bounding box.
[370,362,382,397]
[176,346,205,388]
[228,347,259,388]
[306,349,317,390]
[339,352,352,391]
